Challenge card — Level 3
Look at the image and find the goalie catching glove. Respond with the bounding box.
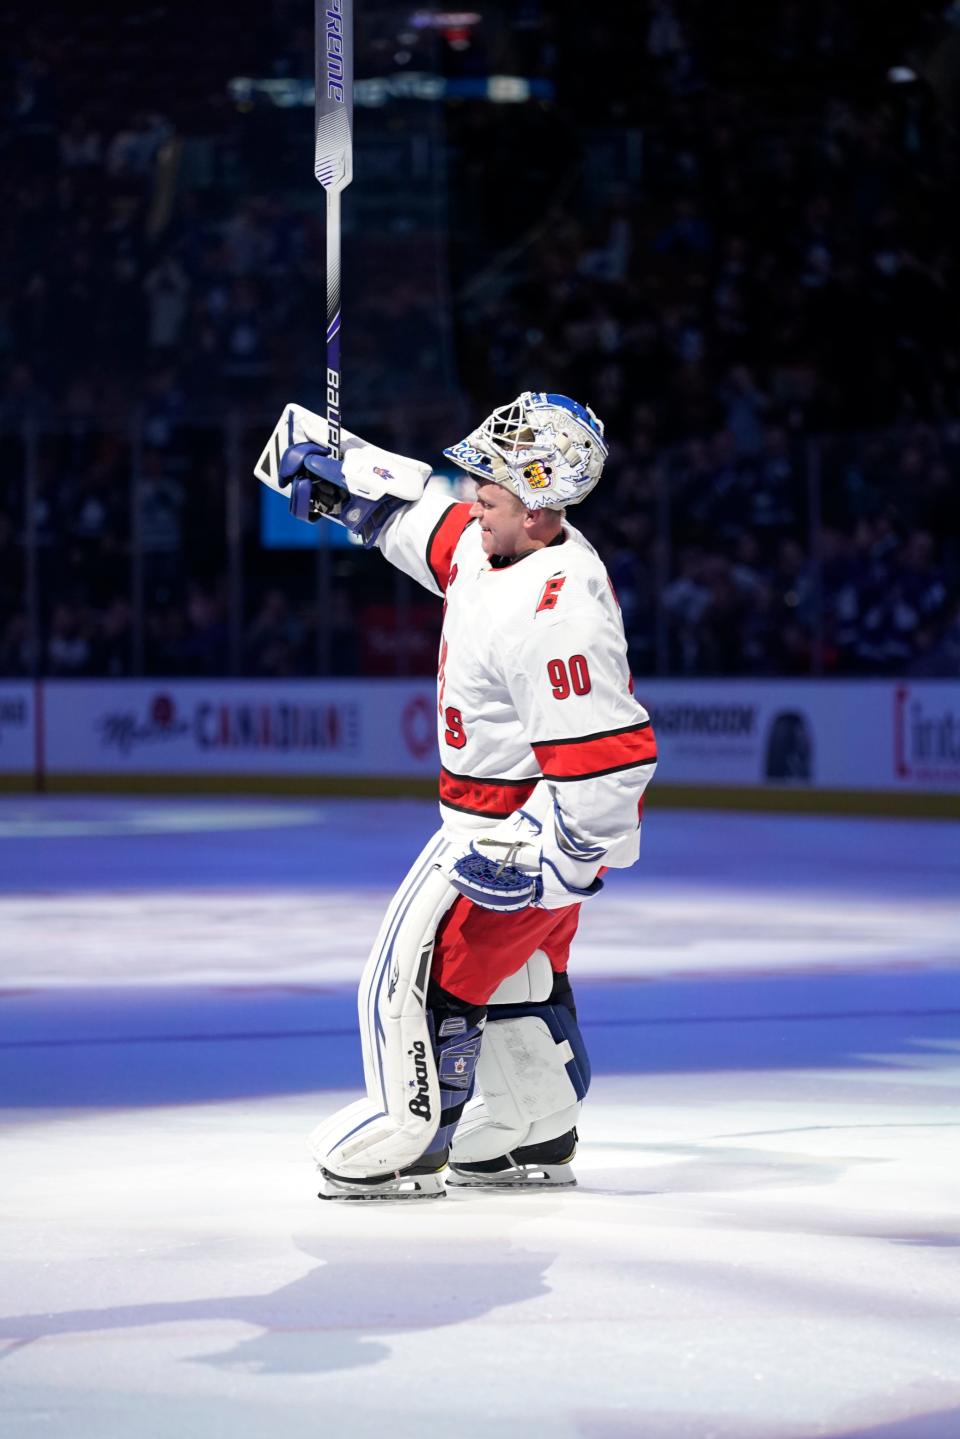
[443,808,604,913]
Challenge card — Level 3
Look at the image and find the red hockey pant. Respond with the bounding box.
[431,897,582,1005]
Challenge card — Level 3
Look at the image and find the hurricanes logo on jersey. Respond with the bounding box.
[536,575,567,614]
[522,460,552,489]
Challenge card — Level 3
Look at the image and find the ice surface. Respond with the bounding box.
[1,797,958,1438]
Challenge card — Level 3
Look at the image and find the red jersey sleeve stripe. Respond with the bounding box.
[426,502,474,592]
[439,767,538,818]
[532,722,657,781]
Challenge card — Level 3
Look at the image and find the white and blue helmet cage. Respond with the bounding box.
[442,391,608,510]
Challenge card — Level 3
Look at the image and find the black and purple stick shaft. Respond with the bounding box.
[315,0,353,461]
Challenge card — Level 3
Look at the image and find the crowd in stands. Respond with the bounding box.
[597,421,960,678]
[1,0,957,678]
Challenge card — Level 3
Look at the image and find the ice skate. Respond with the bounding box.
[317,1157,447,1203]
[447,1131,578,1191]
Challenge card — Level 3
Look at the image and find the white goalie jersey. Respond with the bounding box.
[377,487,657,876]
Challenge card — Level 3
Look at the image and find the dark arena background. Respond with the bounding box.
[1,4,959,1437]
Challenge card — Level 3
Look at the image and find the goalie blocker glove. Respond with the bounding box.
[255,404,431,547]
[278,442,409,548]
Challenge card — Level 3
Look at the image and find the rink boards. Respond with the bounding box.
[1,677,958,815]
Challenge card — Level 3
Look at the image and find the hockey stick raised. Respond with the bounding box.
[315,0,354,460]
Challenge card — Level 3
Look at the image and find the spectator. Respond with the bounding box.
[663,547,711,674]
[180,585,228,674]
[246,589,305,677]
[0,615,33,677]
[91,599,134,677]
[46,603,92,676]
[144,256,191,357]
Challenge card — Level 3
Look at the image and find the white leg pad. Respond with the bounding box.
[309,835,457,1178]
[486,949,554,1005]
[450,1015,582,1164]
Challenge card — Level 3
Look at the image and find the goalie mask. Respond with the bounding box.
[443,392,608,510]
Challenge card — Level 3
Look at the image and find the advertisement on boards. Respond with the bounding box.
[42,680,438,778]
[6,678,956,804]
[635,680,960,794]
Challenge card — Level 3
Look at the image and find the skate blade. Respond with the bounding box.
[447,1164,577,1191]
[317,1170,447,1203]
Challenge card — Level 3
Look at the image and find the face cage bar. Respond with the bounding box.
[476,400,603,478]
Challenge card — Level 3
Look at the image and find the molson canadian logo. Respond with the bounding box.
[99,693,359,754]
[894,686,960,782]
